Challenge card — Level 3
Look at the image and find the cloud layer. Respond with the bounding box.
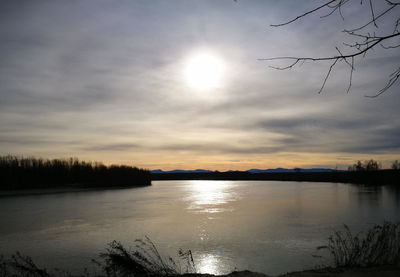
[1,0,399,170]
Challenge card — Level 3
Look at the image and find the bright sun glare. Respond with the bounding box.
[185,53,225,90]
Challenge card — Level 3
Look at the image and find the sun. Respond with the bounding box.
[184,52,225,90]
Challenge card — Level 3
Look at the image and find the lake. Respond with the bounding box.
[0,181,399,276]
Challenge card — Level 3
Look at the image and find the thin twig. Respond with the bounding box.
[347,56,354,93]
[366,67,400,97]
[369,0,378,28]
[345,5,396,32]
[318,58,339,94]
[270,0,338,27]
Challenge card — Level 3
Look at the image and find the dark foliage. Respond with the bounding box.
[0,156,151,190]
[393,160,400,170]
[317,222,400,267]
[348,160,381,171]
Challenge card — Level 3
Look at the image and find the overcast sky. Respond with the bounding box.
[1,0,399,170]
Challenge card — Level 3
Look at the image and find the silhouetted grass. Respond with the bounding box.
[94,237,196,277]
[0,155,151,190]
[317,222,400,267]
[0,252,51,277]
[1,223,400,276]
[0,238,195,276]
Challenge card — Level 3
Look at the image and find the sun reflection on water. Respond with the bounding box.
[181,181,237,275]
[197,253,223,274]
[184,181,238,213]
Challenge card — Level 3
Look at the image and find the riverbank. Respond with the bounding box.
[185,266,400,277]
[279,266,400,276]
[1,267,400,277]
[0,183,146,197]
[152,170,400,185]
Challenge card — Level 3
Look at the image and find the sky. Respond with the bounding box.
[0,0,399,170]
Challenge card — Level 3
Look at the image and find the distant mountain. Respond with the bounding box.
[151,168,338,174]
[151,169,165,174]
[246,168,338,173]
[151,169,213,174]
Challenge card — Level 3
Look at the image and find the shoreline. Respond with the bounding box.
[0,184,146,198]
[1,174,399,197]
[151,170,400,185]
[187,266,400,277]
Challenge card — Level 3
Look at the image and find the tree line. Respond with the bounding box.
[348,159,400,171]
[0,155,151,189]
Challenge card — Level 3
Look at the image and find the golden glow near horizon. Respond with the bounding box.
[69,150,400,172]
[184,52,225,91]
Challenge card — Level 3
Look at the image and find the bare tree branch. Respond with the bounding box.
[366,67,400,97]
[345,4,396,32]
[318,59,339,94]
[264,0,400,96]
[347,56,354,93]
[381,42,400,49]
[320,0,351,19]
[270,0,339,27]
[260,32,400,63]
[369,0,378,28]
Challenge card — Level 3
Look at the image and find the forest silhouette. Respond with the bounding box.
[0,155,151,189]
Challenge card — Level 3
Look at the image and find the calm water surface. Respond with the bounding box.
[1,181,399,275]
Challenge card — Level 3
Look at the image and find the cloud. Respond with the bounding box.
[81,143,140,152]
[253,114,400,154]
[154,142,284,155]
